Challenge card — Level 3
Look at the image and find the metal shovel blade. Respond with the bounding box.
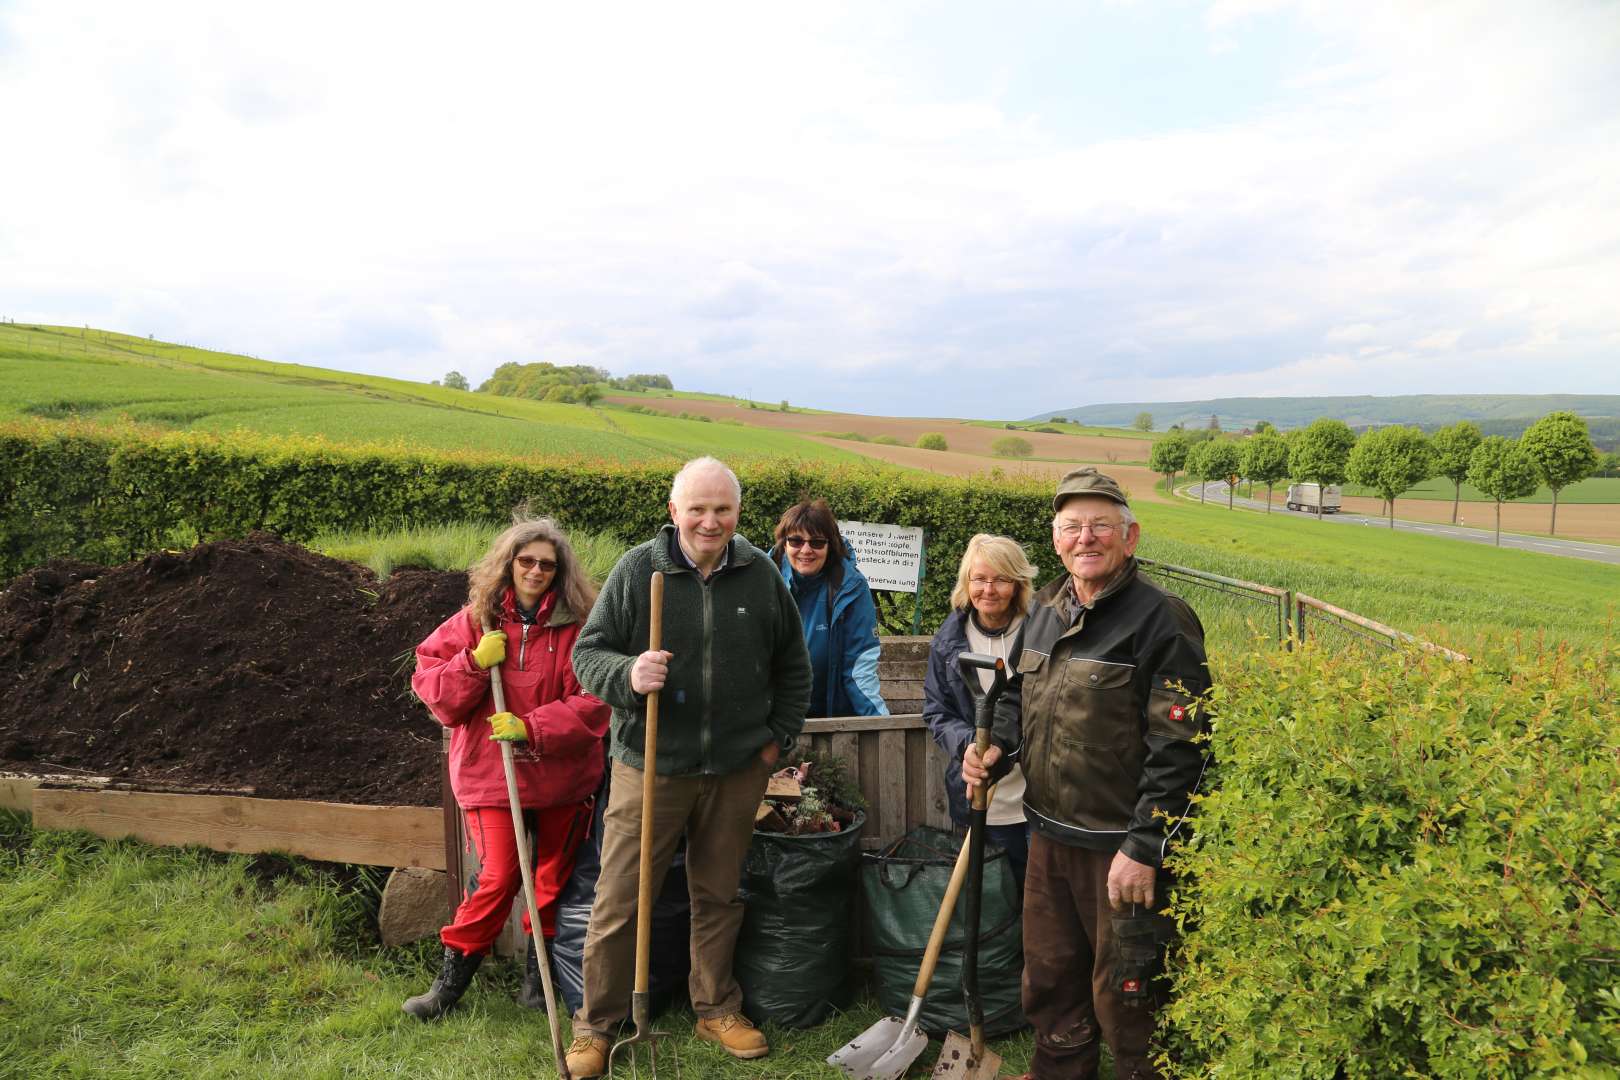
[931,1029,1003,1079]
[826,1014,929,1080]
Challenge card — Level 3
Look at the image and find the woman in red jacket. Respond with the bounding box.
[403,516,611,1020]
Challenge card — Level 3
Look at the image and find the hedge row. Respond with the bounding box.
[0,421,1060,632]
[1165,641,1620,1079]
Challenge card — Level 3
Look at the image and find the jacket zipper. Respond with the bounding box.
[519,623,530,670]
[701,578,714,773]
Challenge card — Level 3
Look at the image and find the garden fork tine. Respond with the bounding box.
[608,572,675,1078]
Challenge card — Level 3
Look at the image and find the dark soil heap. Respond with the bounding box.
[0,534,468,806]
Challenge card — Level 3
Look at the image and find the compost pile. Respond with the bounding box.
[0,534,467,806]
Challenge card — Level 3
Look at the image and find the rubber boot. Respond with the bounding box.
[516,936,543,1009]
[401,945,483,1020]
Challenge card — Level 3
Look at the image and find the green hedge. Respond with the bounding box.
[1165,642,1620,1078]
[0,421,1059,632]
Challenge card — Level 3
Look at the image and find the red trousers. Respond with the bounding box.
[441,802,591,957]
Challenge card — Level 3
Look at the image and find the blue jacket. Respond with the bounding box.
[923,607,978,826]
[774,546,888,719]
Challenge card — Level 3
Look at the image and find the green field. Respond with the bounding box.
[1131,497,1620,652]
[0,325,859,465]
[1341,475,1620,504]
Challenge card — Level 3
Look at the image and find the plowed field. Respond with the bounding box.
[609,396,1153,465]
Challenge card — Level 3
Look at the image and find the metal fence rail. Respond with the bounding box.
[1295,592,1469,662]
[1138,559,1291,653]
[1138,559,1466,661]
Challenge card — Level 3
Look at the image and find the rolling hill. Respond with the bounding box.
[1037,394,1620,445]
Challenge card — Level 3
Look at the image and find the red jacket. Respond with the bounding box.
[413,588,610,810]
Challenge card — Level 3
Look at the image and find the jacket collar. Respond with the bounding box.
[651,522,758,576]
[500,585,573,627]
[1035,556,1140,621]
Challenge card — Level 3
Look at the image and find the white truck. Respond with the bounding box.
[1285,482,1342,514]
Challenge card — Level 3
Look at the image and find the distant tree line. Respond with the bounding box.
[454,362,674,405]
[1149,410,1608,544]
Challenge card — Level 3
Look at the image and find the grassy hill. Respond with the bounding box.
[1039,393,1620,441]
[0,324,860,465]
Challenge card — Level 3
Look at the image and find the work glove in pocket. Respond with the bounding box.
[1110,907,1172,1007]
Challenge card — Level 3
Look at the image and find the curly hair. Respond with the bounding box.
[465,515,598,631]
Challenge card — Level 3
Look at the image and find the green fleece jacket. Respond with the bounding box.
[571,525,811,776]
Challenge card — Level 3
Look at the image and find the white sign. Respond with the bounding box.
[839,519,924,593]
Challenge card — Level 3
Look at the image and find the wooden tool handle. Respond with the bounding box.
[910,784,994,998]
[632,571,665,996]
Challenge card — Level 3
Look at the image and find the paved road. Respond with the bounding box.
[1182,483,1620,566]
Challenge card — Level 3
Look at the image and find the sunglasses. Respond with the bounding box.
[784,535,829,551]
[514,555,558,572]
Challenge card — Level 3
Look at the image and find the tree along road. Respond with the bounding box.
[1182,483,1620,566]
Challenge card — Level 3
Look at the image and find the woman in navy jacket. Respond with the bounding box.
[923,533,1039,885]
[769,499,888,718]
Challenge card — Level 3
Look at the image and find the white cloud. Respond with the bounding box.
[1,0,1617,416]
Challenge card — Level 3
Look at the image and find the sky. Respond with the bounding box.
[2,0,1618,419]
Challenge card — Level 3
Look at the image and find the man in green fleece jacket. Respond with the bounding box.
[565,456,812,1077]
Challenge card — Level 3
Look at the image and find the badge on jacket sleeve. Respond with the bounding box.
[1169,703,1187,722]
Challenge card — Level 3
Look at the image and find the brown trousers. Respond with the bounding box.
[575,756,772,1035]
[1022,834,1173,1080]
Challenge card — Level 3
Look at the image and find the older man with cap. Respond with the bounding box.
[963,467,1212,1080]
[564,456,811,1079]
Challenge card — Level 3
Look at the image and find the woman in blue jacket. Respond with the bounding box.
[769,499,888,718]
[923,533,1039,886]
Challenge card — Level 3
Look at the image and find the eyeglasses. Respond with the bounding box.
[784,536,829,550]
[514,556,558,572]
[1054,520,1119,539]
[969,575,1017,589]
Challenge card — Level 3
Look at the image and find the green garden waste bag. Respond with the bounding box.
[734,812,865,1028]
[863,826,1027,1037]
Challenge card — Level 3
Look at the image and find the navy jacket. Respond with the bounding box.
[923,607,979,826]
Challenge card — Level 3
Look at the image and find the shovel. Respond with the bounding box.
[930,651,1010,1080]
[826,788,993,1080]
[485,620,571,1080]
[608,571,674,1078]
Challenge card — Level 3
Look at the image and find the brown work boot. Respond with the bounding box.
[694,1012,769,1059]
[564,1033,610,1079]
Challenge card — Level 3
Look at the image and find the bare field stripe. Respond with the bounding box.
[31,789,445,869]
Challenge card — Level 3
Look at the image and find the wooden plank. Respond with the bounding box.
[804,714,926,734]
[829,732,859,773]
[32,789,445,869]
[924,739,952,831]
[905,729,929,834]
[878,679,925,701]
[876,729,907,846]
[0,777,39,812]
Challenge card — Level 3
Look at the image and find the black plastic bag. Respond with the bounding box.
[863,825,1026,1037]
[735,812,865,1028]
[549,767,692,1017]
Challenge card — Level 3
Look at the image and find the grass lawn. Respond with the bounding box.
[0,812,1057,1079]
[1132,496,1620,653]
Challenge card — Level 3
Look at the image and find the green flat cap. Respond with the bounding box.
[1053,466,1128,511]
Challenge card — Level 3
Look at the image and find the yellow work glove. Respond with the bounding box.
[488,712,527,743]
[470,630,506,670]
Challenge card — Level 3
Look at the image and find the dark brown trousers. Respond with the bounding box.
[1022,834,1173,1080]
